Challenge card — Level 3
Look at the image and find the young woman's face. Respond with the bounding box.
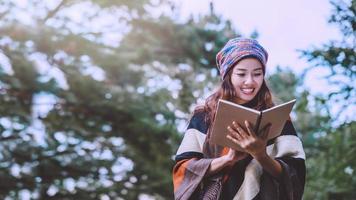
[230,57,264,104]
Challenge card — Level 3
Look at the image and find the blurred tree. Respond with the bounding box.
[0,0,177,199]
[305,122,356,200]
[0,0,241,199]
[1,0,353,199]
[300,0,356,199]
[301,0,355,121]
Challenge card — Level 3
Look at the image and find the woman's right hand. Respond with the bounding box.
[207,148,248,175]
[223,148,248,166]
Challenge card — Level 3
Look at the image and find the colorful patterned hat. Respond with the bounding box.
[216,38,268,80]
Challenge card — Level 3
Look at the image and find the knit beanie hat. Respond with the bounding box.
[216,38,268,80]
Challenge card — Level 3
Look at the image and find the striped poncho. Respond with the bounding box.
[173,110,306,200]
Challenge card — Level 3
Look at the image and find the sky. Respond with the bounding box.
[172,0,341,72]
[171,0,343,93]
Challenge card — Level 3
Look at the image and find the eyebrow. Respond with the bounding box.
[235,68,263,71]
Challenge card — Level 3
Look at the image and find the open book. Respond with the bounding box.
[210,99,296,151]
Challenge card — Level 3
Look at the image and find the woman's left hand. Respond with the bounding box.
[226,120,271,158]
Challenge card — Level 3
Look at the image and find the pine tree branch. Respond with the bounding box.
[42,0,68,23]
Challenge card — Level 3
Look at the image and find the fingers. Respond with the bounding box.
[226,134,240,145]
[227,148,235,157]
[225,148,247,163]
[244,120,256,137]
[232,121,247,139]
[227,125,242,140]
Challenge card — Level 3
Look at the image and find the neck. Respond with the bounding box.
[235,97,258,108]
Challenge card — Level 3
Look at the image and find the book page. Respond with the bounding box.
[210,99,260,151]
[260,99,296,139]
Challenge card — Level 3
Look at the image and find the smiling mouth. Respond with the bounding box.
[241,88,255,95]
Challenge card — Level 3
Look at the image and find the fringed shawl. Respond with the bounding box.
[173,111,306,200]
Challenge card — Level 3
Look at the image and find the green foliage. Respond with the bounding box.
[305,122,356,200]
[0,1,240,199]
[0,0,354,199]
[300,0,355,114]
[267,66,299,103]
[300,0,356,199]
[0,0,178,199]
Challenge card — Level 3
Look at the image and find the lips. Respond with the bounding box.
[241,88,255,95]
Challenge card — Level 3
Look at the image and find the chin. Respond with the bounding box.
[235,91,258,104]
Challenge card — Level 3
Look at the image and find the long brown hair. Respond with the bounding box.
[193,66,275,157]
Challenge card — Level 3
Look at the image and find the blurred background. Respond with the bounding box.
[0,0,354,199]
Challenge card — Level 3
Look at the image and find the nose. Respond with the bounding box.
[244,74,255,85]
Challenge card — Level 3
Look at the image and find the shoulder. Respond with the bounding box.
[186,107,209,135]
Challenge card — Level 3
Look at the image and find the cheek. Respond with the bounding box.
[231,77,242,87]
[256,78,264,89]
[231,82,242,92]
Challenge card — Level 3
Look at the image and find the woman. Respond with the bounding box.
[172,38,306,200]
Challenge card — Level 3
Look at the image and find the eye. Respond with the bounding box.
[234,73,245,77]
[254,73,262,76]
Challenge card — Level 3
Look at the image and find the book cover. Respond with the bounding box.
[210,99,296,151]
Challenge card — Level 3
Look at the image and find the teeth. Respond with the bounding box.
[241,88,254,94]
